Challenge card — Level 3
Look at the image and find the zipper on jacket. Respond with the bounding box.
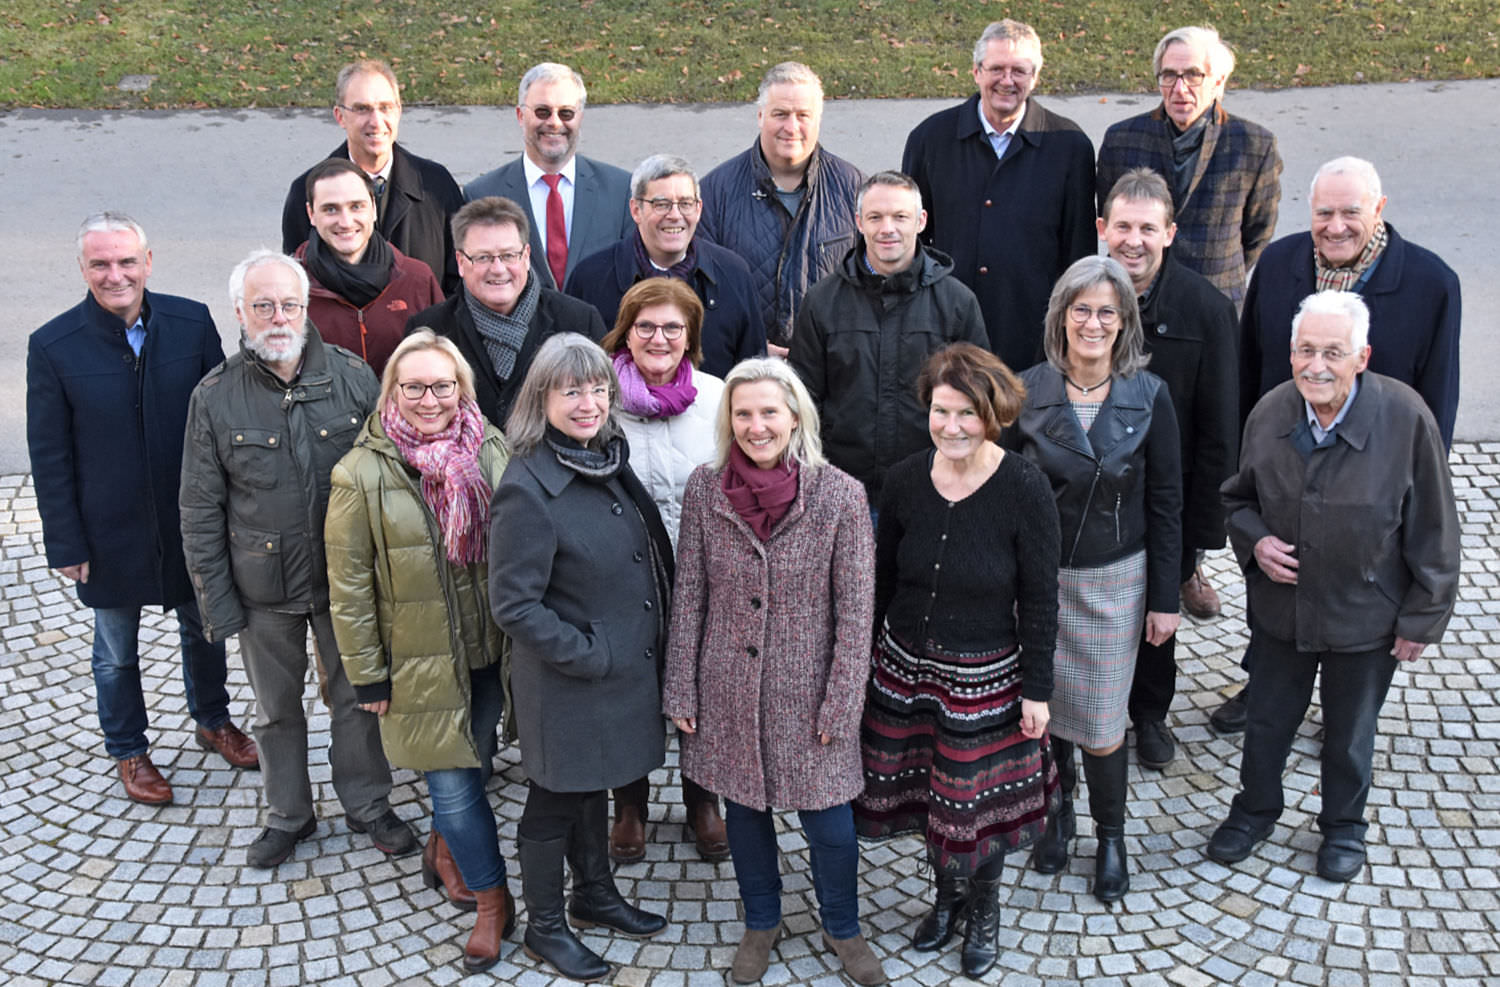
[1114,493,1122,544]
[1066,463,1103,566]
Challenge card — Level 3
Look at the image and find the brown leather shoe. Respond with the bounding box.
[117,754,172,804]
[1180,566,1222,619]
[462,884,517,972]
[196,721,260,769]
[422,830,477,912]
[686,799,731,862]
[609,803,647,863]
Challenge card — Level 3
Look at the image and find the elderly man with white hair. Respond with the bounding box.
[1206,290,1459,883]
[180,249,413,869]
[1096,25,1283,310]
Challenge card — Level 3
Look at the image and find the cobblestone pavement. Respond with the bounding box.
[2,446,1497,987]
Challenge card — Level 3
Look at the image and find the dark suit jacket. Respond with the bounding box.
[406,288,607,430]
[903,95,1096,372]
[27,291,224,609]
[1096,103,1282,306]
[282,142,465,296]
[1139,254,1239,555]
[563,236,766,378]
[463,154,634,291]
[1239,224,1461,449]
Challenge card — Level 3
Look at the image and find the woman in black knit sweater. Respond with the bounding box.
[853,343,1061,978]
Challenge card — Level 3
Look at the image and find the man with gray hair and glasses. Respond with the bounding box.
[565,153,765,376]
[1096,25,1283,310]
[698,61,863,357]
[180,249,413,869]
[465,62,633,292]
[902,19,1095,372]
[282,59,464,295]
[28,212,256,806]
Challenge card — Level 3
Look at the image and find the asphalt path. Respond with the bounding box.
[2,79,1496,473]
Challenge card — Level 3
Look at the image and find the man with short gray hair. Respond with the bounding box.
[465,62,633,292]
[180,249,412,869]
[1096,25,1283,306]
[1207,289,1458,883]
[565,154,765,376]
[902,19,1096,371]
[698,62,863,356]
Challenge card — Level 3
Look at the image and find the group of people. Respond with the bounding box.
[26,15,1464,985]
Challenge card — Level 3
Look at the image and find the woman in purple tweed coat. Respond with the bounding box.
[662,357,886,986]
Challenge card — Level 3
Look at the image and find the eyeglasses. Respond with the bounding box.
[632,321,687,340]
[636,196,701,215]
[978,64,1035,82]
[398,380,458,400]
[338,101,400,117]
[1157,69,1207,89]
[458,248,526,267]
[1068,303,1120,327]
[248,300,305,319]
[526,104,577,121]
[1292,346,1353,364]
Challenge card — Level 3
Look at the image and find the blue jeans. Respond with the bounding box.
[426,666,506,890]
[92,601,230,760]
[724,799,860,939]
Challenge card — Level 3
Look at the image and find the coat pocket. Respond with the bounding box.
[227,522,286,605]
[226,427,283,490]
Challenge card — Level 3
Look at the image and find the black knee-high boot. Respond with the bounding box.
[1030,737,1075,874]
[960,853,1004,977]
[1082,745,1130,902]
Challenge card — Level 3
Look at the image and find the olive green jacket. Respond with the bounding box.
[326,413,510,772]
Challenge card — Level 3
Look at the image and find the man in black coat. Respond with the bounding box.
[282,60,464,296]
[26,213,257,805]
[903,19,1096,372]
[408,196,606,430]
[1098,171,1238,769]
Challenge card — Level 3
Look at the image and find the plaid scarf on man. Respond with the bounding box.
[1315,222,1389,292]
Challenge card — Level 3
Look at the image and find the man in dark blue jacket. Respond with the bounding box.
[27,213,257,805]
[566,153,765,377]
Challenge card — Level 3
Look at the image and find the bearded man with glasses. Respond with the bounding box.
[565,153,766,377]
[465,62,634,292]
[1096,25,1283,309]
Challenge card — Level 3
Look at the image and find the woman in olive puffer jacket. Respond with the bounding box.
[325,331,512,974]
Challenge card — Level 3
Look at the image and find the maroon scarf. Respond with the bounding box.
[380,396,491,565]
[721,442,799,540]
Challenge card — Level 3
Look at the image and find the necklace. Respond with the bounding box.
[1064,371,1111,395]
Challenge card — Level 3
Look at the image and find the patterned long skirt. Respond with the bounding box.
[1050,550,1148,748]
[854,625,1058,876]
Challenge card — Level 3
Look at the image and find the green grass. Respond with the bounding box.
[2,0,1496,110]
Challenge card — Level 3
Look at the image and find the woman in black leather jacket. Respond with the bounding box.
[1002,255,1182,903]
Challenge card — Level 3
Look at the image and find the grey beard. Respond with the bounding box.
[245,325,308,366]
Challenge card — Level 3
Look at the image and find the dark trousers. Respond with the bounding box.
[1128,547,1196,723]
[1229,627,1398,842]
[520,782,601,843]
[613,774,718,818]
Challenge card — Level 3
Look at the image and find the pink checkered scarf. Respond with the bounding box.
[379,396,492,565]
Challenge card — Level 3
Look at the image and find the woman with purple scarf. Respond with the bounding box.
[326,330,514,973]
[602,277,730,864]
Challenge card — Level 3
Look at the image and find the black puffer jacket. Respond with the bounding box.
[790,243,988,502]
[1003,364,1182,614]
[698,140,863,347]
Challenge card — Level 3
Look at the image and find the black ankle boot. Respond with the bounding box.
[1082,745,1130,903]
[519,834,611,982]
[960,858,1003,977]
[1030,737,1076,874]
[567,792,667,938]
[911,870,967,951]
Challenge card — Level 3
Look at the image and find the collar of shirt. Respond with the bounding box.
[523,154,576,191]
[361,156,393,183]
[125,315,146,357]
[1305,375,1360,444]
[977,99,1024,159]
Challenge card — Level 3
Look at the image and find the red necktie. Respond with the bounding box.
[541,173,568,288]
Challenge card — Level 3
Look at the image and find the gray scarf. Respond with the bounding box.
[466,274,540,383]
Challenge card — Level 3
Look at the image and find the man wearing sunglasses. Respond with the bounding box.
[465,62,633,293]
[281,60,465,296]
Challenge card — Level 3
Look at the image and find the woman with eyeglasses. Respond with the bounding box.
[325,330,513,972]
[489,333,673,982]
[598,277,730,864]
[1002,255,1182,904]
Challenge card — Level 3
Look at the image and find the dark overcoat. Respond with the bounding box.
[27,291,224,609]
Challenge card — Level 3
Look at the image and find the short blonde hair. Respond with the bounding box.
[379,329,477,410]
[715,358,826,470]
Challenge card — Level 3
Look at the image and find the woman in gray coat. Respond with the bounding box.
[662,358,886,986]
[489,333,673,983]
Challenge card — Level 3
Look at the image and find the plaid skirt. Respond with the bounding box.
[854,625,1058,876]
[1050,550,1147,748]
